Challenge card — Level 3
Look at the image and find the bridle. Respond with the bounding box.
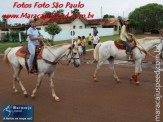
[66,45,80,64]
[160,39,163,58]
[41,44,80,65]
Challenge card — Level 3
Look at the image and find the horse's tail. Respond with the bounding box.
[94,43,101,61]
[3,47,12,65]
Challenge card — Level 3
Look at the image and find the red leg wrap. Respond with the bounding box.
[132,75,138,82]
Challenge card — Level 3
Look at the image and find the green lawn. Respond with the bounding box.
[85,34,147,50]
[0,35,147,54]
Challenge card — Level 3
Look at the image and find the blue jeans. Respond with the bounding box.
[28,45,36,68]
[82,46,86,54]
[122,41,131,53]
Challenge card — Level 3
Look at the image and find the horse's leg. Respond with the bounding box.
[13,65,28,96]
[16,66,28,96]
[31,73,44,98]
[93,60,104,82]
[48,72,60,102]
[130,59,142,85]
[12,66,19,93]
[108,58,120,83]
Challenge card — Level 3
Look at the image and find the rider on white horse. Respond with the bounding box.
[27,18,44,73]
[120,19,134,60]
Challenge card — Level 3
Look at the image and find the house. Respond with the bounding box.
[103,18,121,35]
[86,19,108,28]
[8,26,28,32]
[0,23,9,41]
[35,18,88,30]
[86,18,121,35]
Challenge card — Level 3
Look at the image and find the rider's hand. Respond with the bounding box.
[131,34,135,37]
[39,37,44,40]
[43,39,48,42]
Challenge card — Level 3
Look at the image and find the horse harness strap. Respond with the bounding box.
[41,56,58,65]
[134,38,155,57]
[136,46,147,55]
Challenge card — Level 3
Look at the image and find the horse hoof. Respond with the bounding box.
[135,82,140,85]
[14,89,18,93]
[117,80,120,83]
[31,95,36,99]
[23,91,28,97]
[129,78,133,82]
[94,78,98,82]
[24,93,28,97]
[54,97,60,102]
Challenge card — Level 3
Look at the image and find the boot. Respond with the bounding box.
[28,65,37,75]
[127,52,133,61]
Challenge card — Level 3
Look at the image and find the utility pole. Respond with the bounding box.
[101,6,103,27]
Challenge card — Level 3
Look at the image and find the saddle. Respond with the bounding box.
[114,38,136,51]
[16,44,44,73]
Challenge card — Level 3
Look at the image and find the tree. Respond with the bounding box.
[71,9,80,15]
[4,32,10,42]
[129,3,163,31]
[103,14,115,18]
[43,11,52,17]
[20,32,27,41]
[45,23,62,43]
[10,31,19,42]
[1,15,8,27]
[54,9,64,15]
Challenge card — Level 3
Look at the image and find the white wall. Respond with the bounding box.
[38,18,85,30]
[71,18,85,29]
[58,24,71,30]
[39,28,114,41]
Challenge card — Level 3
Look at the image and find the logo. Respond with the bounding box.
[2,105,33,121]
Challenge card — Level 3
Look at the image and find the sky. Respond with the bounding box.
[0,0,163,24]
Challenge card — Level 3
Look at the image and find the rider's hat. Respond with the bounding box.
[124,18,130,22]
[29,18,36,24]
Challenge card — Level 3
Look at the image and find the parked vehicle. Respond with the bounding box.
[150,29,160,34]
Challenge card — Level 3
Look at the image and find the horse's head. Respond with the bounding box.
[66,44,80,67]
[156,37,163,59]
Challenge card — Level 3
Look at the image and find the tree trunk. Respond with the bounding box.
[51,35,54,45]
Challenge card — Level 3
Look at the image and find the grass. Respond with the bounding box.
[0,34,148,54]
[85,34,147,50]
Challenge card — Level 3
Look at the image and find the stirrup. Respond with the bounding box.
[127,56,134,62]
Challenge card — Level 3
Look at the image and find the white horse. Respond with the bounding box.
[93,37,163,85]
[3,44,80,101]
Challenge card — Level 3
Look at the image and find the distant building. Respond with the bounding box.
[103,18,121,35]
[35,18,88,30]
[86,18,121,35]
[0,23,9,41]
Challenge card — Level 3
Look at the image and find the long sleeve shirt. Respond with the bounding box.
[120,25,130,41]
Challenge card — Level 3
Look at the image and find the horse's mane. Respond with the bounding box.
[48,43,71,49]
[139,37,161,43]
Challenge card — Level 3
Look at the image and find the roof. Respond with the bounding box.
[0,24,9,29]
[36,18,88,26]
[87,18,119,26]
[103,19,119,27]
[87,19,108,25]
[35,18,51,26]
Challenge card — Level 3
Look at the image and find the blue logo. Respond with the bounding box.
[2,105,33,121]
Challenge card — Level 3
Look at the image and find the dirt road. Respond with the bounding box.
[0,50,162,122]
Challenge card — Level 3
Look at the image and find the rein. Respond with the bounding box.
[134,37,156,58]
[41,40,79,65]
